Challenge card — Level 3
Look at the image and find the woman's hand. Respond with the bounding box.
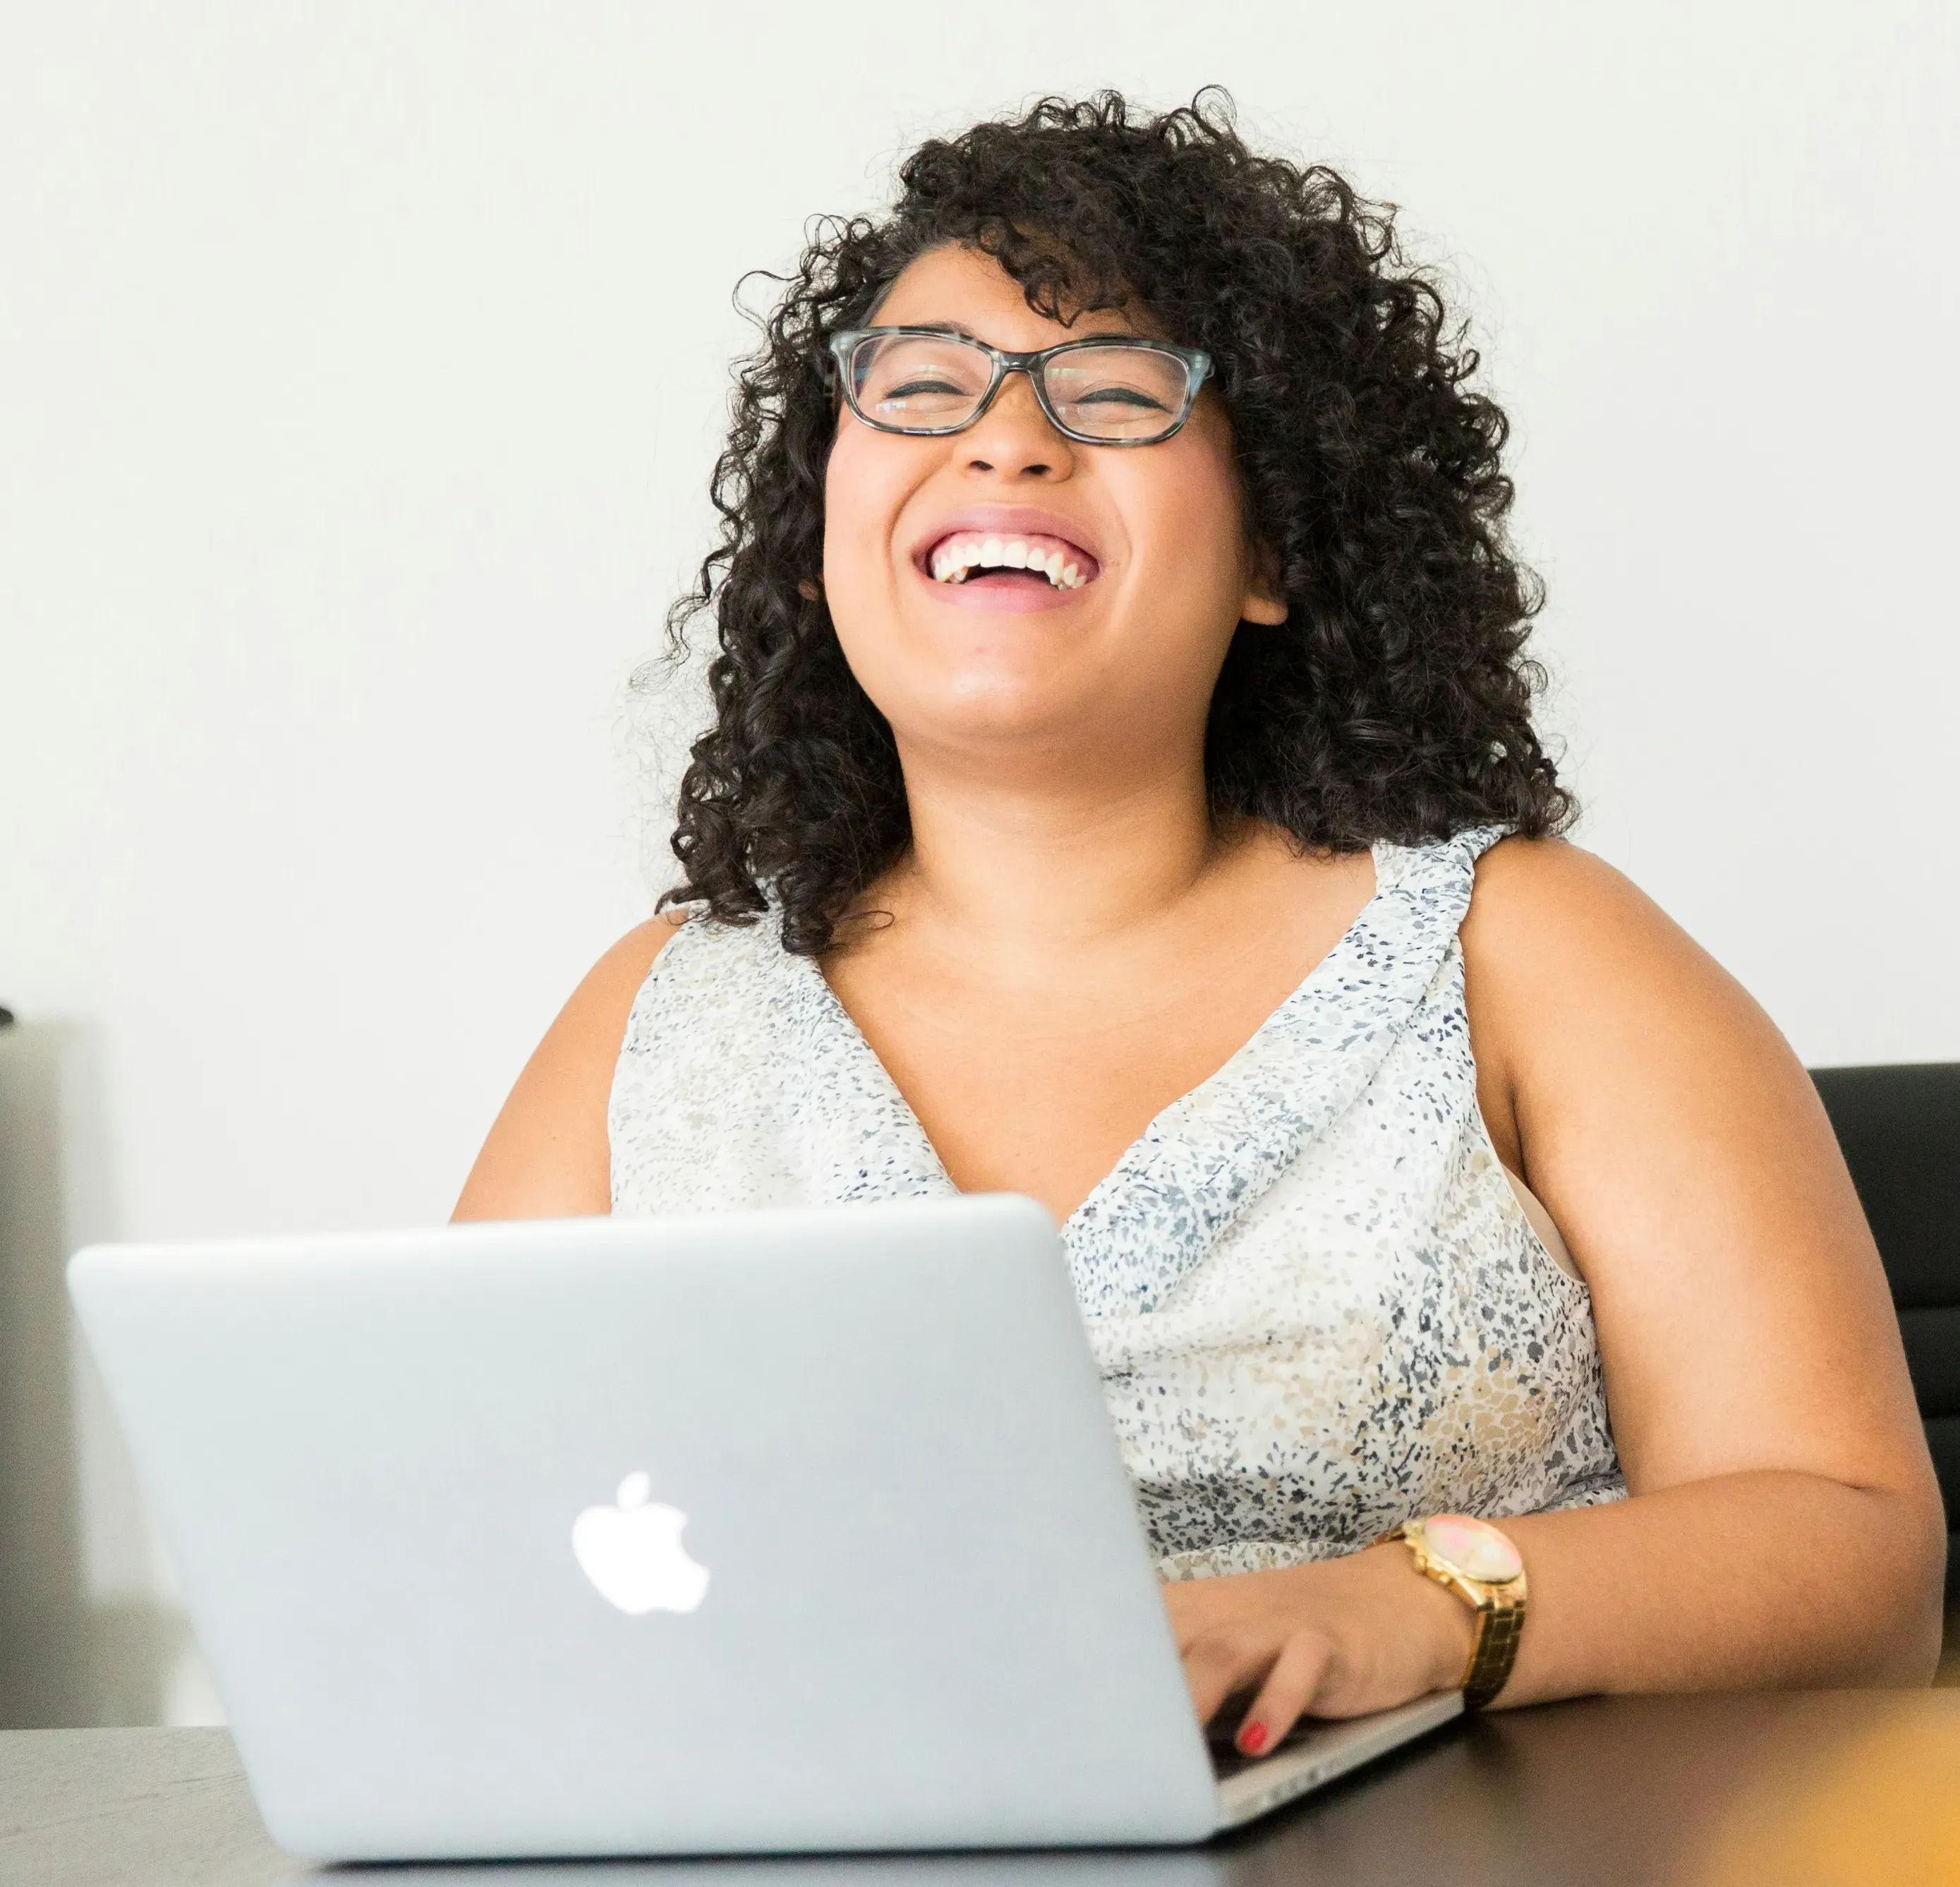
[1163,1544,1474,1756]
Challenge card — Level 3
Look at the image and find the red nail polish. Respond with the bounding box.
[1239,1722,1269,1754]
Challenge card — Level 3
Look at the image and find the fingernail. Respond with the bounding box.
[1238,1722,1268,1755]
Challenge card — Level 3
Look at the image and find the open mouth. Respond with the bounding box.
[923,531,1100,591]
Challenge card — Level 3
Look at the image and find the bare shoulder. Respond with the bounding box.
[451,911,690,1222]
[567,912,690,1030]
[1462,835,1690,966]
[1458,835,1813,1175]
[1457,834,1866,1293]
[1460,836,1767,1048]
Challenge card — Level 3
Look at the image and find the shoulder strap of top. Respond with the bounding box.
[611,909,801,1133]
[611,906,955,1213]
[1369,823,1506,909]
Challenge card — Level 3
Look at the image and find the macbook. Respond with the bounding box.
[68,1195,1459,1860]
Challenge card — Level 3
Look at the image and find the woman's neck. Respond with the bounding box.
[864,746,1231,975]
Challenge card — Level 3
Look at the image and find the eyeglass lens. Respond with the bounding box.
[848,334,1192,442]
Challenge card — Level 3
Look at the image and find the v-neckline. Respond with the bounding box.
[799,842,1394,1238]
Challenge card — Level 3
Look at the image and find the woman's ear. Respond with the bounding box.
[797,577,824,602]
[1240,541,1288,626]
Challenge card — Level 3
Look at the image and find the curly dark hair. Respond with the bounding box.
[655,89,1570,954]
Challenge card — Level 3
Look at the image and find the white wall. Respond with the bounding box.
[2,0,1957,1713]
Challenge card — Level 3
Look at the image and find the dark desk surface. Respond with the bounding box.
[4,1692,1957,1887]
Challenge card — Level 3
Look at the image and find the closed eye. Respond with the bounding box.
[1073,385,1171,410]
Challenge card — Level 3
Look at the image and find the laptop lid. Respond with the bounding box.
[68,1197,1223,1859]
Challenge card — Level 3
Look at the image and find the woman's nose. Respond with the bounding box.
[959,370,1075,480]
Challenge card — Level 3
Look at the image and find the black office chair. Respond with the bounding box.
[1811,1064,1960,1606]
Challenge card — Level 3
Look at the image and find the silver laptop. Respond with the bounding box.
[67,1195,1460,1861]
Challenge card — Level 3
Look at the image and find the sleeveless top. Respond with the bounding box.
[610,827,1625,1579]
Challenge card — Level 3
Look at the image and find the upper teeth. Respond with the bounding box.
[928,535,1089,588]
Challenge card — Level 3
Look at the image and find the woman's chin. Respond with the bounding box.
[886,674,1154,764]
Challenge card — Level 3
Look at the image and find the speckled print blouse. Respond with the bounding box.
[610,826,1626,1579]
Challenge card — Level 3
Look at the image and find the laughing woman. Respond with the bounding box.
[456,95,1943,1747]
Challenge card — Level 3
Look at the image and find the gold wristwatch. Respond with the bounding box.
[1394,1514,1528,1709]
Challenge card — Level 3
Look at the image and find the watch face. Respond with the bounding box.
[1424,1514,1524,1583]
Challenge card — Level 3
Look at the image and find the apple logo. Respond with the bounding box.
[571,1472,710,1615]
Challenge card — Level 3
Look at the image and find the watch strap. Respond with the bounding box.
[1460,1581,1528,1709]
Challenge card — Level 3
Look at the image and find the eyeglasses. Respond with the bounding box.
[828,327,1213,447]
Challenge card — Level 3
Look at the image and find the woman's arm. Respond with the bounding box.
[452,917,680,1222]
[1465,839,1943,1690]
[1170,840,1944,1748]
